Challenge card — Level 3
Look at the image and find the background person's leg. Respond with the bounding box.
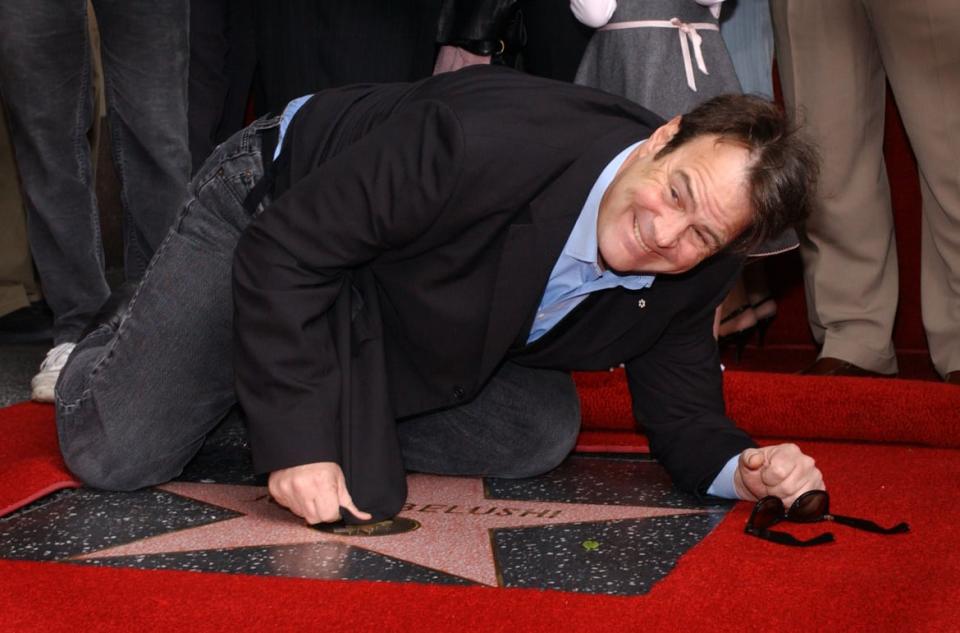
[869,0,960,379]
[93,0,191,280]
[0,97,40,321]
[397,362,582,479]
[0,0,110,343]
[772,0,898,374]
[55,122,273,491]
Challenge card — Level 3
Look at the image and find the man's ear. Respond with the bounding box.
[619,115,683,170]
[643,116,682,156]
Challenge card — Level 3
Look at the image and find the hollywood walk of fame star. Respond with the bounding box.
[74,474,719,586]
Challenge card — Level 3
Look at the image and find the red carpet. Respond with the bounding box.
[0,401,79,516]
[2,439,957,632]
[575,369,960,449]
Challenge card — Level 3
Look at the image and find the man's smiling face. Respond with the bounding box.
[597,118,754,275]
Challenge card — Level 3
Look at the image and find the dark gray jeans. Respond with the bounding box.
[55,117,581,491]
[0,0,190,343]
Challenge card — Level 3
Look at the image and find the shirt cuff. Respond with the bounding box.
[706,454,740,499]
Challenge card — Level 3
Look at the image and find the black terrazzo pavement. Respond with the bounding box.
[0,488,239,561]
[492,513,725,595]
[1,414,733,595]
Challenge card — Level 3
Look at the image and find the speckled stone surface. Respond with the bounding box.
[0,488,238,561]
[0,342,45,407]
[492,513,725,595]
[1,450,733,595]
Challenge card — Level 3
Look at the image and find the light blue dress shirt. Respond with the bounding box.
[274,95,312,160]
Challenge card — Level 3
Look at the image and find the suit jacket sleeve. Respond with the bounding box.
[232,100,466,476]
[625,262,757,496]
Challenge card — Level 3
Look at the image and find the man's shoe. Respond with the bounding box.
[946,372,960,386]
[800,357,896,378]
[31,342,76,403]
[0,302,53,344]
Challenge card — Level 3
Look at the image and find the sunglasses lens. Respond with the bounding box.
[749,497,784,531]
[788,490,828,523]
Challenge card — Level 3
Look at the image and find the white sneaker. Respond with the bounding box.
[31,342,76,403]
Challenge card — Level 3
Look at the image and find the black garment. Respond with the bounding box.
[435,0,594,79]
[519,0,594,81]
[188,0,257,175]
[436,0,525,61]
[252,0,441,116]
[233,67,754,521]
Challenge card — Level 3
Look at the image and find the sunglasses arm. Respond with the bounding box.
[827,514,910,535]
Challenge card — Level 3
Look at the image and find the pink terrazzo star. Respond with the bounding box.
[74,474,716,586]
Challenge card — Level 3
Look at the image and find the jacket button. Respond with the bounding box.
[453,386,466,400]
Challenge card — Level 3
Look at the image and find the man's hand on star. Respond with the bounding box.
[268,461,372,524]
[732,443,824,508]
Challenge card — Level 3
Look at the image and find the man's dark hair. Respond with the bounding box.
[655,94,820,254]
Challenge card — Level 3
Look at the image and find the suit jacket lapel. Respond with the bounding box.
[478,125,652,379]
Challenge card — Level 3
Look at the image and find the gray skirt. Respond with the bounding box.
[574,0,741,118]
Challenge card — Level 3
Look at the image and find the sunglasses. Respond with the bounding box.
[745,490,909,547]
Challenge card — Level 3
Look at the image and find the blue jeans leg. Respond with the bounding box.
[55,118,278,490]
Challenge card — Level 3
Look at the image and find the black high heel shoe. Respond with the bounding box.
[718,304,757,362]
[749,296,777,348]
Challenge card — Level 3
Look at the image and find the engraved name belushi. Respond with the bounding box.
[401,503,562,519]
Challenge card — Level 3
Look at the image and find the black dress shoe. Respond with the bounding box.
[79,283,138,339]
[0,302,53,344]
[800,357,896,378]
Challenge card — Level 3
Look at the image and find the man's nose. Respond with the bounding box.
[652,212,687,248]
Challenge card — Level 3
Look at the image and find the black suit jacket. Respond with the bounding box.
[233,66,755,520]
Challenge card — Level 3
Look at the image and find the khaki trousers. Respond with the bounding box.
[772,0,960,377]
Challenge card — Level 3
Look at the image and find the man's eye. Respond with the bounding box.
[695,229,708,246]
[670,187,680,203]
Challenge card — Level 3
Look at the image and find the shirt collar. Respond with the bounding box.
[565,140,645,265]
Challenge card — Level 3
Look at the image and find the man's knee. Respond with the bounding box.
[60,448,159,491]
[496,369,582,478]
[503,406,581,478]
[59,438,178,491]
[56,407,190,491]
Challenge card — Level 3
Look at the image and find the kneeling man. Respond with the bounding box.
[55,66,822,525]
